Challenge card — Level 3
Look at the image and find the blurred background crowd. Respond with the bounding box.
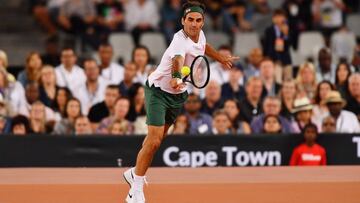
[0,0,359,138]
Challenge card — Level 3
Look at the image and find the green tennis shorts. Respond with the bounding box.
[145,81,188,126]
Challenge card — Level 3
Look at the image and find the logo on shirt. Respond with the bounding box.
[301,153,321,161]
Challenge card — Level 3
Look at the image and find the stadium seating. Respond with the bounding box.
[109,33,134,63]
[298,31,325,61]
[346,14,360,37]
[330,31,357,62]
[206,31,230,49]
[139,32,167,63]
[233,32,261,58]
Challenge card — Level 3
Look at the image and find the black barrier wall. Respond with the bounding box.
[0,134,359,167]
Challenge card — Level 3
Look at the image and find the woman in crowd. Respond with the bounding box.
[223,99,251,134]
[279,79,297,121]
[296,62,317,100]
[17,52,43,88]
[53,98,81,134]
[262,114,282,134]
[0,50,16,82]
[127,83,146,122]
[312,80,335,127]
[108,119,131,135]
[29,101,47,134]
[132,45,154,84]
[211,110,232,135]
[38,65,58,107]
[335,61,352,97]
[51,87,72,118]
[170,114,190,135]
[10,115,32,135]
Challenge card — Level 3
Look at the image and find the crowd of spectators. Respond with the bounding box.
[0,0,359,143]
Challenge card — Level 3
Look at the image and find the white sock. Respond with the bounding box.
[133,173,145,191]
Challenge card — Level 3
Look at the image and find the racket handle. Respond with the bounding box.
[182,75,189,83]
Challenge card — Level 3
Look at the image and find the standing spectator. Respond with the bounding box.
[119,62,137,97]
[0,50,16,82]
[259,58,282,97]
[335,61,352,97]
[108,119,131,135]
[125,0,160,45]
[344,73,360,121]
[290,123,327,166]
[244,48,263,79]
[98,43,124,85]
[55,48,86,95]
[239,76,263,123]
[29,101,47,134]
[280,79,297,121]
[184,93,212,134]
[325,90,360,133]
[262,114,283,134]
[316,48,336,83]
[264,9,292,66]
[251,96,293,133]
[96,0,125,40]
[132,45,153,84]
[201,81,223,116]
[17,52,43,88]
[312,80,335,127]
[211,110,232,135]
[223,99,251,134]
[74,59,108,115]
[127,83,146,122]
[38,65,58,108]
[53,98,82,134]
[221,63,245,100]
[160,0,182,44]
[51,87,72,118]
[170,114,190,135]
[296,62,317,99]
[321,115,336,133]
[291,97,315,133]
[88,85,120,128]
[96,97,132,134]
[41,36,61,67]
[74,115,92,135]
[10,115,32,135]
[209,45,235,86]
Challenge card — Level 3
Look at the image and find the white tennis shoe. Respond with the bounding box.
[124,168,146,203]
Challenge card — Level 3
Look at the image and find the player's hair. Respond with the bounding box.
[182,1,206,18]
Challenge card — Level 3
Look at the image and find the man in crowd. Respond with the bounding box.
[345,73,360,121]
[201,80,223,116]
[184,93,212,134]
[239,76,263,123]
[98,43,124,85]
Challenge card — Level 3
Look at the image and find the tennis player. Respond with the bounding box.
[124,1,238,202]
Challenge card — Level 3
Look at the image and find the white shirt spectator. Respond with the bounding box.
[3,81,26,114]
[125,0,160,31]
[316,64,336,83]
[74,77,108,115]
[101,62,124,85]
[334,110,360,133]
[55,64,86,95]
[313,0,344,28]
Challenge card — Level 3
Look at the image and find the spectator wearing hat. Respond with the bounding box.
[221,63,245,101]
[290,123,327,166]
[321,115,336,133]
[325,90,360,133]
[345,73,360,121]
[291,97,316,133]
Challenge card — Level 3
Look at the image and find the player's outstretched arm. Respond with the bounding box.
[170,55,186,90]
[205,43,240,69]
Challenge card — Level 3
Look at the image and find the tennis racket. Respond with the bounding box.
[182,55,210,89]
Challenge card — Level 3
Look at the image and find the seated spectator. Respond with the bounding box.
[184,93,212,134]
[290,123,327,166]
[10,115,32,136]
[160,0,182,44]
[38,65,58,108]
[51,87,72,118]
[259,58,282,97]
[127,83,146,122]
[263,9,292,66]
[108,119,131,135]
[98,43,124,85]
[291,97,316,133]
[244,48,263,79]
[74,58,108,115]
[0,68,26,114]
[170,114,190,135]
[53,98,82,134]
[125,0,160,45]
[221,63,245,100]
[0,50,16,82]
[280,79,297,121]
[96,0,125,40]
[119,62,137,97]
[345,73,360,121]
[239,76,263,123]
[222,1,251,34]
[97,97,132,134]
[210,45,234,86]
[58,0,98,48]
[223,99,251,134]
[29,101,48,134]
[201,80,223,116]
[17,52,43,88]
[211,110,232,135]
[321,115,336,133]
[0,92,15,119]
[251,96,293,133]
[55,48,86,95]
[262,114,282,134]
[335,61,351,97]
[41,36,60,67]
[325,90,360,133]
[312,81,335,127]
[88,85,120,129]
[296,62,317,99]
[74,116,92,135]
[132,45,154,85]
[316,48,336,83]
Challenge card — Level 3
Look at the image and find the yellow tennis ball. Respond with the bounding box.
[181,66,190,76]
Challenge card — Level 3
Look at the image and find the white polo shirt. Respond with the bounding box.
[101,62,124,85]
[55,64,86,95]
[335,110,360,133]
[148,29,206,94]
